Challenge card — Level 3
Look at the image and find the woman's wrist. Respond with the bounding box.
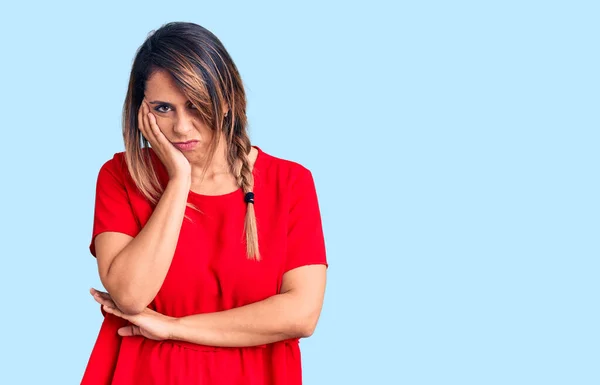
[168,175,191,190]
[168,316,186,341]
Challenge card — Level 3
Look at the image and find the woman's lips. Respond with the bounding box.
[173,140,199,151]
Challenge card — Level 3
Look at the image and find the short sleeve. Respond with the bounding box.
[89,154,141,258]
[284,166,328,272]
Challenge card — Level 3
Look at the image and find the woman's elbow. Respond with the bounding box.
[299,323,316,338]
[117,300,147,315]
[110,296,144,315]
[108,290,150,315]
[103,279,153,315]
[293,309,321,338]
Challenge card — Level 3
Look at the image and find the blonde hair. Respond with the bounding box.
[121,22,260,260]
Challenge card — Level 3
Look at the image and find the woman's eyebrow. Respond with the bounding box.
[148,100,191,106]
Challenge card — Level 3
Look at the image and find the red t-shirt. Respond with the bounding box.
[81,145,328,384]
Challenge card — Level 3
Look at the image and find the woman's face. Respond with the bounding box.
[143,68,215,156]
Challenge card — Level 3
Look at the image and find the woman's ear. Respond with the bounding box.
[223,102,230,117]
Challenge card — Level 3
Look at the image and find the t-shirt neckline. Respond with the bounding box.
[187,145,263,199]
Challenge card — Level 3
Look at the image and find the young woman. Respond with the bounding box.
[81,21,328,384]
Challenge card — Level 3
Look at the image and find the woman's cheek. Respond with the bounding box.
[155,115,171,132]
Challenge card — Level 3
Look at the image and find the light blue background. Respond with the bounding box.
[1,1,598,384]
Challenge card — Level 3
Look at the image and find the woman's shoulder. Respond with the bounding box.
[95,151,125,180]
[255,145,313,181]
[254,146,320,204]
[97,149,132,170]
[95,149,157,191]
[98,147,156,177]
[94,151,129,186]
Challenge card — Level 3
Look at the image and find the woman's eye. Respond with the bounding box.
[155,105,171,113]
[153,103,196,113]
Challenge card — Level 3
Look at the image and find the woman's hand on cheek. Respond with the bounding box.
[89,288,178,341]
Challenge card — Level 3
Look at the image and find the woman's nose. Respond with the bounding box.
[173,113,196,135]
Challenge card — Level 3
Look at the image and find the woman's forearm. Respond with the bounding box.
[171,291,319,347]
[105,177,190,314]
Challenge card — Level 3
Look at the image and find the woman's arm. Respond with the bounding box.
[171,264,327,347]
[92,264,327,346]
[96,177,190,315]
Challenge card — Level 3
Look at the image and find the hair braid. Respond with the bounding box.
[229,134,260,260]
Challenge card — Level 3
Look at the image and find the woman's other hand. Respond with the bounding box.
[90,287,177,341]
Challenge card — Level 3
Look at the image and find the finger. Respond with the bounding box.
[95,290,111,300]
[143,105,158,144]
[103,304,128,320]
[90,288,106,301]
[90,289,113,304]
[90,287,109,297]
[118,325,140,337]
[138,100,150,141]
[91,293,103,305]
[147,112,164,140]
[92,293,115,307]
